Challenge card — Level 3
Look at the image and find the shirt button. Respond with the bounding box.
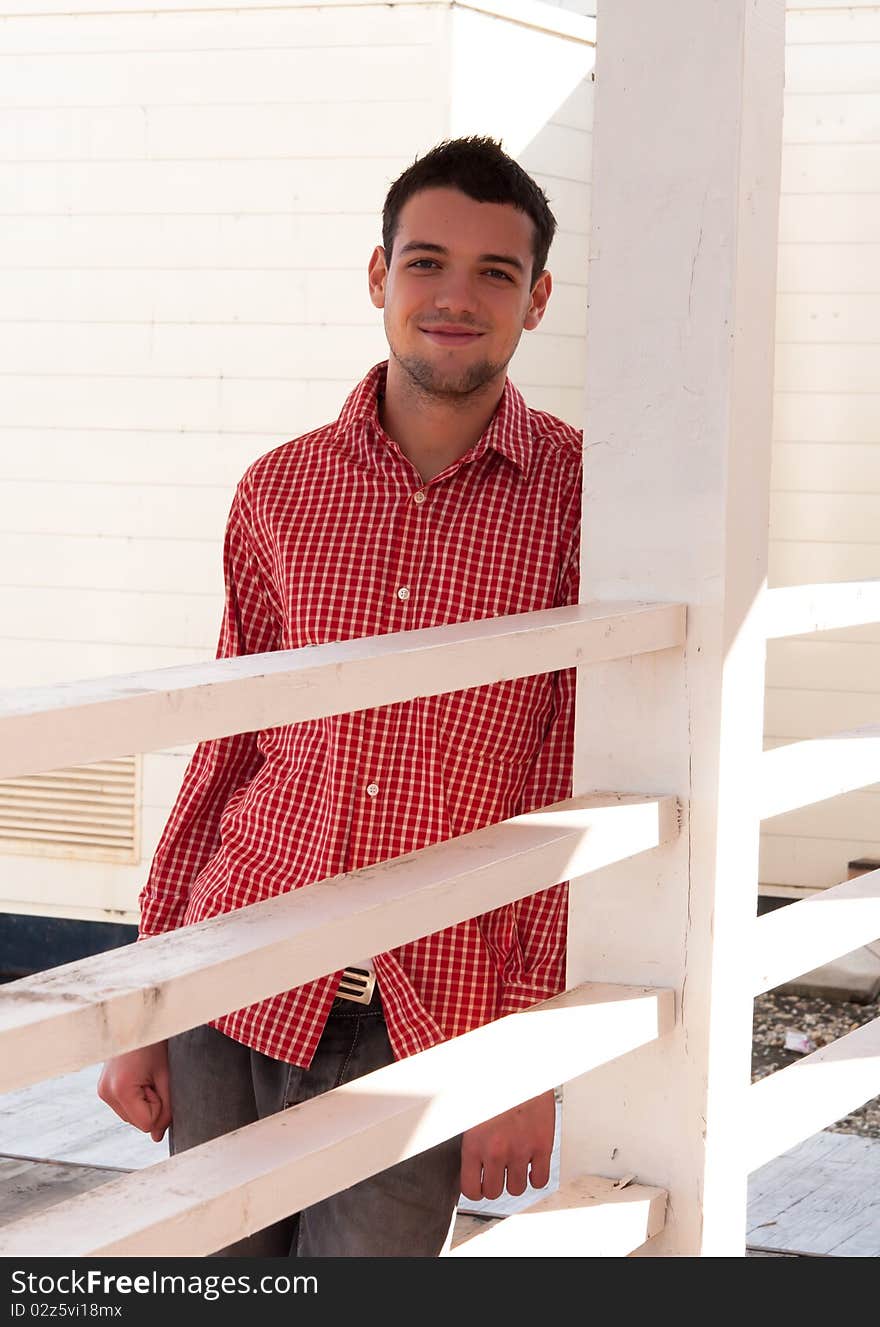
[397,586,410,601]
[366,783,379,797]
[413,490,426,505]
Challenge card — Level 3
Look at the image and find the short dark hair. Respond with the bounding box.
[382,136,557,285]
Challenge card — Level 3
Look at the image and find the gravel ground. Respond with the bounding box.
[753,989,880,1138]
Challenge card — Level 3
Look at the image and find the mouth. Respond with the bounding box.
[419,327,485,348]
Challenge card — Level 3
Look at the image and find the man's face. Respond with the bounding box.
[368,186,551,400]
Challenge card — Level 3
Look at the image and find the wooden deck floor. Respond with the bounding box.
[0,1068,877,1255]
[747,1131,880,1257]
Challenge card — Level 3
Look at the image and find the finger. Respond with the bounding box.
[96,1069,120,1112]
[152,1063,173,1140]
[147,1088,171,1143]
[122,1085,159,1134]
[151,1106,172,1142]
[106,1100,135,1128]
[459,1148,484,1203]
[529,1151,552,1190]
[480,1160,506,1201]
[504,1163,530,1197]
[97,1083,133,1128]
[128,1104,154,1133]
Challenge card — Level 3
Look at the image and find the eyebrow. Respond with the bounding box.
[398,241,525,273]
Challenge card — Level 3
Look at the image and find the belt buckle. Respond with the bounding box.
[337,966,376,1005]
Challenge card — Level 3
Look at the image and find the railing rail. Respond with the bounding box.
[748,1016,880,1173]
[760,724,880,821]
[0,602,685,780]
[0,792,679,1095]
[449,1173,668,1258]
[0,982,675,1257]
[764,580,880,639]
[752,867,880,997]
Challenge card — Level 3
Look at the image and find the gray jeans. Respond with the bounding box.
[167,989,462,1257]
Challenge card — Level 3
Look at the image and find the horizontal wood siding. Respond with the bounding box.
[763,4,880,889]
[0,0,595,920]
[0,2,449,683]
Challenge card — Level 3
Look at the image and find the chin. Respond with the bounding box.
[396,351,506,399]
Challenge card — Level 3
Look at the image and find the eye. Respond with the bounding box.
[485,268,515,282]
[409,258,440,270]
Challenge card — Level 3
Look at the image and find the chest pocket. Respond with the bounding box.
[437,674,555,768]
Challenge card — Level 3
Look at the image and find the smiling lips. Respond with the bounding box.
[419,324,485,347]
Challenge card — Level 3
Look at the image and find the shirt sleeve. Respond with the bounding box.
[138,476,282,938]
[496,525,579,1018]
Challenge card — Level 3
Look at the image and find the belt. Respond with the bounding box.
[336,965,377,1005]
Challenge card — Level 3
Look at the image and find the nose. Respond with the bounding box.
[432,267,478,318]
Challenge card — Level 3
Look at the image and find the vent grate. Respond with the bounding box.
[0,757,140,864]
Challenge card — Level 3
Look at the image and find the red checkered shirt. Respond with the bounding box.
[139,362,581,1067]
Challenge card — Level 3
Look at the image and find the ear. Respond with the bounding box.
[368,246,388,309]
[524,270,552,331]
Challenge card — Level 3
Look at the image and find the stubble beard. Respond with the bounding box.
[391,346,510,404]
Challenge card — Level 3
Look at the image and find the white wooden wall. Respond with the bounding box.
[0,0,595,921]
[762,0,880,891]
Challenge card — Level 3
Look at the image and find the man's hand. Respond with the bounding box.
[97,1041,172,1143]
[459,1089,556,1201]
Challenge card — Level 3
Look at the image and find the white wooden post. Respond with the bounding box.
[565,0,786,1255]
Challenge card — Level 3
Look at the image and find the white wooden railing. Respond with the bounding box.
[746,583,880,1174]
[2,579,878,1257]
[0,603,684,1257]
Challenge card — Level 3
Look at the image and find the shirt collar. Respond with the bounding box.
[335,361,534,478]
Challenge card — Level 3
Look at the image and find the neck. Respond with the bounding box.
[378,356,506,484]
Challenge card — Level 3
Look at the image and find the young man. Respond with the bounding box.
[98,137,582,1258]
